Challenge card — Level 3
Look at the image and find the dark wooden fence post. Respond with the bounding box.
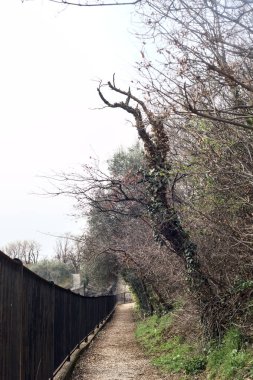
[0,253,23,380]
[14,258,24,380]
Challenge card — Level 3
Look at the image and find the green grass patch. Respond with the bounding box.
[135,313,205,375]
[135,314,253,379]
[135,314,173,353]
[207,328,252,380]
[152,337,206,375]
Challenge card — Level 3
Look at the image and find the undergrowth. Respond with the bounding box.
[135,313,206,376]
[135,310,253,379]
[207,328,253,380]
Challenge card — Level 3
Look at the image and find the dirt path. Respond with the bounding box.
[70,303,170,380]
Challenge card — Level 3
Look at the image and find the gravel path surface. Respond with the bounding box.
[70,303,171,380]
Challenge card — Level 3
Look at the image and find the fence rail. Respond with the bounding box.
[0,250,116,380]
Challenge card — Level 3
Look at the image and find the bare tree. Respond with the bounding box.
[2,240,41,264]
[54,234,84,272]
[54,234,73,263]
[136,0,253,132]
[74,147,188,312]
[22,0,141,6]
[96,78,248,337]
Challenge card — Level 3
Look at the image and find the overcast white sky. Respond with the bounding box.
[0,0,141,257]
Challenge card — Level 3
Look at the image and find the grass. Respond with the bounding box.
[207,328,252,380]
[135,311,253,379]
[135,313,206,376]
[135,314,173,353]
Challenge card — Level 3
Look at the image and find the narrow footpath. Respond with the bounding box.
[70,303,170,380]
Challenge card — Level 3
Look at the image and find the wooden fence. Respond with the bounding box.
[0,250,116,380]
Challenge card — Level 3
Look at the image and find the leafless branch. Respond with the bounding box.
[23,0,142,6]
